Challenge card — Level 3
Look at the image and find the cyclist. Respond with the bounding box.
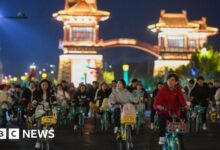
[109,80,117,93]
[109,79,137,133]
[150,82,163,129]
[132,83,148,124]
[190,76,210,130]
[33,79,57,149]
[0,84,12,128]
[153,73,187,148]
[55,84,70,107]
[95,82,111,108]
[73,84,90,130]
[127,78,138,93]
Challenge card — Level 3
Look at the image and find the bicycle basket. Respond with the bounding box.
[101,98,110,109]
[121,115,136,124]
[194,105,205,113]
[76,107,87,114]
[41,116,57,126]
[121,103,136,124]
[90,102,98,111]
[167,122,186,133]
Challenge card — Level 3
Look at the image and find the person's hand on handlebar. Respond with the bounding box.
[157,105,166,111]
[52,101,57,105]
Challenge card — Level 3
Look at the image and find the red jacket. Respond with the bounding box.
[153,84,186,116]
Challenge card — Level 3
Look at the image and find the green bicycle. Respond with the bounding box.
[163,115,186,150]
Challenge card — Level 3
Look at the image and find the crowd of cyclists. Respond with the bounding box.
[0,73,220,149]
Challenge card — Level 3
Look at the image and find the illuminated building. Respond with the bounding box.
[53,0,110,85]
[148,10,218,75]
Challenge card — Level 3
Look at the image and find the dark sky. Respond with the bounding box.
[0,0,220,76]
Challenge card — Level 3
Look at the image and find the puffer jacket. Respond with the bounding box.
[109,88,137,107]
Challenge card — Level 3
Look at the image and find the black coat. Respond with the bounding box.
[190,83,210,105]
[74,91,90,107]
[96,89,111,107]
[35,90,56,105]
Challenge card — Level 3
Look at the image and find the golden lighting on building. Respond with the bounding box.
[148,10,218,63]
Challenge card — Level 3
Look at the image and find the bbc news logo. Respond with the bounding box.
[0,128,55,139]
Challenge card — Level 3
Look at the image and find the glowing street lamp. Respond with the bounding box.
[201,47,208,55]
[122,64,129,85]
[13,77,18,82]
[30,63,36,69]
[21,76,26,81]
[42,73,47,79]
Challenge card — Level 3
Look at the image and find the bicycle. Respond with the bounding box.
[163,115,186,150]
[191,105,205,132]
[75,103,86,135]
[207,101,218,123]
[90,101,99,132]
[153,113,159,130]
[100,98,111,132]
[40,106,57,150]
[67,101,75,128]
[135,104,143,135]
[17,105,25,129]
[117,103,136,150]
[100,107,111,132]
[53,105,66,127]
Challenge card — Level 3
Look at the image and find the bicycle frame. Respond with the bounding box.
[75,106,86,135]
[163,116,185,150]
[100,108,110,131]
[194,105,205,132]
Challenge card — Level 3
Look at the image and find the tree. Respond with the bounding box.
[176,46,220,80]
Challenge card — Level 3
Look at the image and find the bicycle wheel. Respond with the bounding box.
[195,114,200,132]
[79,113,83,135]
[117,140,123,150]
[136,115,141,135]
[17,111,23,129]
[104,112,109,131]
[126,126,132,150]
[46,140,50,150]
[174,137,181,150]
[41,142,44,150]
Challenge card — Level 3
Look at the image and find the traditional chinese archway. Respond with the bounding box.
[53,0,218,85]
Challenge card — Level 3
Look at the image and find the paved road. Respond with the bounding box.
[0,119,220,150]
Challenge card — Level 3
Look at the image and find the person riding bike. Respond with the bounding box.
[95,82,111,108]
[26,81,39,117]
[109,79,137,133]
[190,76,210,131]
[32,79,57,149]
[150,82,163,129]
[0,84,12,128]
[153,73,187,148]
[132,83,148,124]
[73,84,90,130]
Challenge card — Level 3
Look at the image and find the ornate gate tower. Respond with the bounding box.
[53,0,110,85]
[148,10,218,75]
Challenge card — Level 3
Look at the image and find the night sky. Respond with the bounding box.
[0,0,220,76]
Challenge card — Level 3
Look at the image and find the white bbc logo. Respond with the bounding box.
[0,129,7,139]
[0,128,20,140]
[9,129,19,139]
